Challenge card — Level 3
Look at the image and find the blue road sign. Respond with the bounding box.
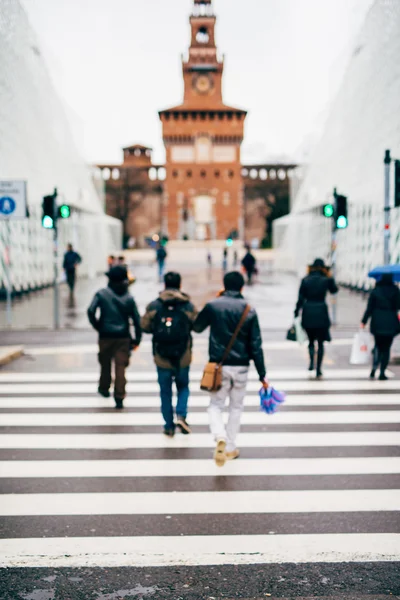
[0,197,16,216]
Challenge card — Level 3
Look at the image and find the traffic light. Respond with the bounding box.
[42,195,56,229]
[395,160,400,208]
[226,238,233,247]
[58,204,71,219]
[323,204,334,218]
[335,194,348,229]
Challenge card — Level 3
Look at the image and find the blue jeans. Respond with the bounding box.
[157,367,190,429]
[158,260,165,280]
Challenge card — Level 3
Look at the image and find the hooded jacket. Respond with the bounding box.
[362,279,400,337]
[87,281,142,341]
[141,289,197,369]
[193,291,266,380]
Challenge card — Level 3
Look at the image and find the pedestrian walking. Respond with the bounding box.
[294,258,338,379]
[361,273,400,380]
[141,272,197,437]
[87,266,142,409]
[63,243,82,306]
[156,244,167,282]
[107,255,116,270]
[193,271,267,466]
[241,247,256,285]
[223,248,228,272]
[233,249,238,267]
[207,251,212,267]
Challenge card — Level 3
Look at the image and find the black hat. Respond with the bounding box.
[106,266,128,283]
[310,258,329,269]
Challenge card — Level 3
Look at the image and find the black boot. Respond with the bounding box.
[308,344,315,372]
[316,342,324,378]
[379,349,390,380]
[370,346,379,379]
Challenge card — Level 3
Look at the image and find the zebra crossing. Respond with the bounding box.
[0,367,399,568]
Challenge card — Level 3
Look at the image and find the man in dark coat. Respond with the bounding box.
[361,273,400,380]
[141,272,197,437]
[63,244,81,305]
[295,258,338,378]
[241,247,257,285]
[87,266,142,409]
[193,271,267,466]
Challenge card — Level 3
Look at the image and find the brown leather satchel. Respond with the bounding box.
[200,304,251,392]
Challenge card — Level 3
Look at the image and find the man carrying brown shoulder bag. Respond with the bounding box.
[193,271,268,467]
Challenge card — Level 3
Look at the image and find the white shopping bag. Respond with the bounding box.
[350,330,373,365]
[294,317,307,346]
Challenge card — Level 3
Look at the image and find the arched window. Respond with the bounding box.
[196,27,210,44]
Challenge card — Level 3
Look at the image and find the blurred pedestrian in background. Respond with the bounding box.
[241,246,256,285]
[233,249,238,267]
[223,248,228,272]
[207,251,212,267]
[63,243,82,307]
[361,273,400,380]
[294,258,338,379]
[107,256,116,270]
[87,266,142,409]
[156,244,168,282]
[141,272,197,437]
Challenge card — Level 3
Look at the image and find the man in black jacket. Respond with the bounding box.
[193,271,267,466]
[87,266,142,409]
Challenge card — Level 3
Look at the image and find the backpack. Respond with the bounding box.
[153,301,191,362]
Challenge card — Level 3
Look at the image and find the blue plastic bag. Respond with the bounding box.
[260,386,286,415]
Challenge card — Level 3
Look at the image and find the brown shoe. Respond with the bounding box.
[214,439,227,467]
[226,449,240,460]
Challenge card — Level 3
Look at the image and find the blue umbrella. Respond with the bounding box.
[368,265,400,282]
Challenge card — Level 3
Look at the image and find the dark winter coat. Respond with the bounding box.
[87,281,142,342]
[362,281,400,337]
[242,252,256,273]
[141,289,197,369]
[193,291,266,380]
[63,250,81,272]
[295,271,338,330]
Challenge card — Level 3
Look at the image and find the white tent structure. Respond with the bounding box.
[274,0,400,289]
[0,0,121,293]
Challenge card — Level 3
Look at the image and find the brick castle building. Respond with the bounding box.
[98,0,296,247]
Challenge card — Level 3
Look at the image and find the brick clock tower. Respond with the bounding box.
[159,0,247,241]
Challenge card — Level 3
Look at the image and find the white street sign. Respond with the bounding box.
[0,180,27,220]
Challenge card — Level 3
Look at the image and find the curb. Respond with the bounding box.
[0,346,24,366]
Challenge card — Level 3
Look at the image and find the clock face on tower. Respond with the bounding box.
[194,74,213,94]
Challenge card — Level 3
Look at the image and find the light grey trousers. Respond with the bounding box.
[208,365,249,452]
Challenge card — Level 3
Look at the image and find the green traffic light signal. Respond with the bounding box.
[336,215,348,229]
[42,215,54,229]
[59,205,71,219]
[226,238,233,247]
[323,204,334,218]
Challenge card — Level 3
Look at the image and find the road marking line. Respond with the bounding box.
[2,457,400,478]
[1,380,400,394]
[1,534,398,567]
[0,489,399,516]
[0,369,390,383]
[0,431,398,449]
[0,394,399,408]
[2,410,400,426]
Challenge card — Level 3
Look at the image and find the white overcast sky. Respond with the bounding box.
[21,0,374,165]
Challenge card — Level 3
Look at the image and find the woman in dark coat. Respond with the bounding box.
[294,258,338,378]
[361,273,400,380]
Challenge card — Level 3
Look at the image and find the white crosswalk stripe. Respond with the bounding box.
[0,367,399,568]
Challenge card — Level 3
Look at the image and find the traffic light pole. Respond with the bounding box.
[384,150,391,265]
[53,189,60,330]
[331,188,338,326]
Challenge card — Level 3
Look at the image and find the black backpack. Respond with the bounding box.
[153,301,191,362]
